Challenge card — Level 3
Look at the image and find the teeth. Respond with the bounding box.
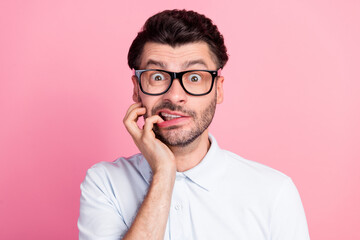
[160,112,182,121]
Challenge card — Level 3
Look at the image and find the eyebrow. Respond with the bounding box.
[144,59,209,70]
[182,59,208,69]
[144,59,166,69]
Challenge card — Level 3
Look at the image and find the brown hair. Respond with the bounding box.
[127,9,228,70]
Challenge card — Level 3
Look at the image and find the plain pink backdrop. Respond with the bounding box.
[1,0,359,239]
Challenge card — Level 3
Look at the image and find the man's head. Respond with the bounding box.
[128,10,228,147]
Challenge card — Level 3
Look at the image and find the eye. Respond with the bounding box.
[189,74,202,82]
[151,73,165,81]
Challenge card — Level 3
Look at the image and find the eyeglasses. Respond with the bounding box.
[134,69,220,96]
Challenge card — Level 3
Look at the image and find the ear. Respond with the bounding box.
[216,76,224,104]
[131,75,141,102]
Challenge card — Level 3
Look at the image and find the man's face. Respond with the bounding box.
[132,42,224,147]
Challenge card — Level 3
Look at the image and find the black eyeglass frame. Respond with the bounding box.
[133,69,221,96]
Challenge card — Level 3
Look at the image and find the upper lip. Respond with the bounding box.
[156,109,188,117]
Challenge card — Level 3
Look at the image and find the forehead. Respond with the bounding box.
[139,42,217,71]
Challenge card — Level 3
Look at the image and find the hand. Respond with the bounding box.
[123,102,176,175]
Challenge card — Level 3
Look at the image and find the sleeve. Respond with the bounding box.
[270,178,310,240]
[78,166,128,240]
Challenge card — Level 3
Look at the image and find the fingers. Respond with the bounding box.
[142,115,163,141]
[123,103,176,174]
[123,102,146,139]
[124,102,165,151]
[143,115,164,133]
[123,102,142,121]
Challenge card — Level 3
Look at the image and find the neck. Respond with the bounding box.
[169,131,211,172]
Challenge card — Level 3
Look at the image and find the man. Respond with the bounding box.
[78,9,310,240]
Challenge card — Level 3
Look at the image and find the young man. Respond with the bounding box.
[78,10,310,240]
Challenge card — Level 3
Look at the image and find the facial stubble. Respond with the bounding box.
[144,92,217,147]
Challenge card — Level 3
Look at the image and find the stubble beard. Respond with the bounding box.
[147,94,217,147]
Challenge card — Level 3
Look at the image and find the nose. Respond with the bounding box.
[162,78,187,104]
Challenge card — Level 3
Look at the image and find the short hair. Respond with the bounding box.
[127,9,228,70]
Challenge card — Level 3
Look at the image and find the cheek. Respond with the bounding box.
[140,95,160,115]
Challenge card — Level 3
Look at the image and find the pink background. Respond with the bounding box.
[1,0,359,239]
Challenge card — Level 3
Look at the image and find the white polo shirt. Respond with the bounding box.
[78,134,310,240]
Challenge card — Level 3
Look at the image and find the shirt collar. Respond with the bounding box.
[138,134,227,191]
[182,134,227,191]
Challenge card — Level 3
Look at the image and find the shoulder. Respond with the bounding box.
[209,134,289,185]
[219,151,309,239]
[81,153,148,190]
[223,150,288,181]
[79,154,149,237]
[215,150,302,212]
[220,149,293,196]
[87,153,144,176]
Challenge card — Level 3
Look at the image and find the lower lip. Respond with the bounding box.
[157,116,190,128]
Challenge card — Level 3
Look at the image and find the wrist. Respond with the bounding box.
[152,167,176,184]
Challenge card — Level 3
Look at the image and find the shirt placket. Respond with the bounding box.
[168,173,190,240]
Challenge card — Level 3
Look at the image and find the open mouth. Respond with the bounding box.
[156,110,190,128]
[159,112,183,121]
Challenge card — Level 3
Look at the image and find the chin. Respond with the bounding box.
[155,128,203,147]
